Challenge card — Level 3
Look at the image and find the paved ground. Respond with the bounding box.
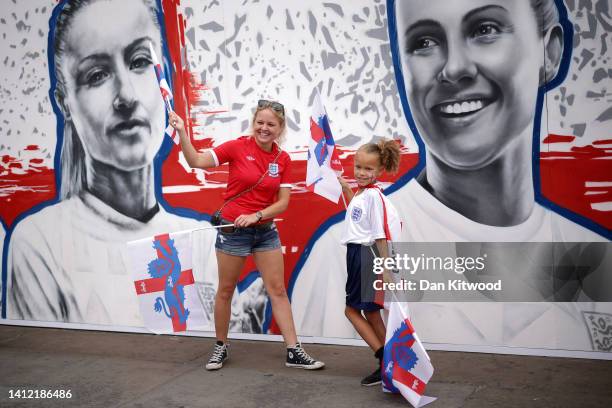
[1,325,611,407]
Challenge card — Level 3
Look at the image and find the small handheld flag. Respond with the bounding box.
[307,89,343,203]
[149,42,179,144]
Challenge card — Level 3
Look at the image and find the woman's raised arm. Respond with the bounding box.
[169,111,217,169]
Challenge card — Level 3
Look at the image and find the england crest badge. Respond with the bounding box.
[269,163,279,177]
[351,206,363,222]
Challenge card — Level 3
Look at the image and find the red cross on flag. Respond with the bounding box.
[128,230,207,334]
[382,302,436,407]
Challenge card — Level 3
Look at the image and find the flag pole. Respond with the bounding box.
[148,218,284,237]
[163,96,173,114]
[341,191,348,209]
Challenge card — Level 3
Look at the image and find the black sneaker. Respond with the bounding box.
[361,366,382,386]
[205,341,228,370]
[286,343,325,370]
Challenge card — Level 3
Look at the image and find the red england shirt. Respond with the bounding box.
[211,136,292,222]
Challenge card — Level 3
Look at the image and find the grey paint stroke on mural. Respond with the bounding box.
[185,0,408,150]
[553,0,612,137]
[0,2,55,159]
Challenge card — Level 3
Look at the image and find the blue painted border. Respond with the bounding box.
[532,0,610,240]
[237,270,261,293]
[1,218,9,318]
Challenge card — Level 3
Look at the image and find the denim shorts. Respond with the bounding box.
[215,219,282,257]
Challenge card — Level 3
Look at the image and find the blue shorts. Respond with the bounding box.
[345,243,383,312]
[215,220,281,257]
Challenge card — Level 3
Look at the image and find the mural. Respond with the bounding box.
[293,0,612,352]
[0,0,610,353]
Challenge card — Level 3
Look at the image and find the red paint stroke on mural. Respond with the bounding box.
[543,134,576,144]
[159,0,212,189]
[541,145,612,159]
[2,138,608,230]
[592,139,612,146]
[0,151,56,227]
[541,137,612,228]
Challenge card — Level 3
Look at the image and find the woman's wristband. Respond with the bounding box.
[255,211,263,221]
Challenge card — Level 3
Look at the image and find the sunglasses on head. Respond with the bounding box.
[258,99,285,115]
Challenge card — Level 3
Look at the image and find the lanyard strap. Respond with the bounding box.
[365,184,392,241]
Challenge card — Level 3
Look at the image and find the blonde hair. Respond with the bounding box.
[359,140,401,173]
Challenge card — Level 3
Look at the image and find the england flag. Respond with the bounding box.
[128,230,207,334]
[382,302,436,407]
[307,89,343,203]
[148,42,179,144]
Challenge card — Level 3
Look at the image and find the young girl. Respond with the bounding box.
[338,140,402,386]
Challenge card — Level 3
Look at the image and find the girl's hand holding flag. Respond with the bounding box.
[307,89,344,204]
[338,175,354,203]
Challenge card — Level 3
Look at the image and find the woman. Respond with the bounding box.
[170,100,324,370]
[7,0,211,325]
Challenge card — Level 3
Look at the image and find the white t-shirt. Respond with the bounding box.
[341,187,402,245]
[7,192,216,327]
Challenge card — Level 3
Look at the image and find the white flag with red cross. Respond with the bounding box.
[128,230,207,334]
[382,302,436,407]
[307,89,343,203]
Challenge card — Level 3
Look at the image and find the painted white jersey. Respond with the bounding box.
[341,187,402,245]
[291,179,611,353]
[396,179,607,242]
